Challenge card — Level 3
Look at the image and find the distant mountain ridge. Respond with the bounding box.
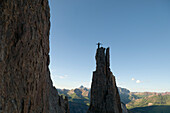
[127,93,170,109]
[57,86,90,113]
[57,86,131,113]
[57,85,90,98]
[58,86,130,100]
[57,86,170,113]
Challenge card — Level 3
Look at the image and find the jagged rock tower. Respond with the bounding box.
[87,46,122,113]
[0,0,69,113]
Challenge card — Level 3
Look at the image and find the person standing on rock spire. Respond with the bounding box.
[87,46,122,113]
[97,42,102,48]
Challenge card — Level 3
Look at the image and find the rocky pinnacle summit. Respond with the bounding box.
[87,46,122,113]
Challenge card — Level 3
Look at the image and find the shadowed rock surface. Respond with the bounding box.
[0,0,69,113]
[87,47,122,113]
[121,103,129,113]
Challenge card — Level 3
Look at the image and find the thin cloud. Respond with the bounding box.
[136,80,141,83]
[132,78,135,81]
[58,75,68,79]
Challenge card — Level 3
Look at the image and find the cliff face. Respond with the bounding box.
[87,47,122,113]
[0,0,69,113]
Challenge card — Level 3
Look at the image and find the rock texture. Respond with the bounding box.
[87,47,122,113]
[0,0,69,113]
[121,103,129,113]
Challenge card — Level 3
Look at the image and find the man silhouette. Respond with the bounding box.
[97,42,102,48]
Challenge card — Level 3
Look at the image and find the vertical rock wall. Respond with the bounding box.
[0,0,69,113]
[87,47,122,113]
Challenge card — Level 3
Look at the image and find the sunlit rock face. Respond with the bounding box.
[87,47,122,113]
[0,0,69,113]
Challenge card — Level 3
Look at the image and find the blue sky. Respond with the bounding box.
[49,0,170,92]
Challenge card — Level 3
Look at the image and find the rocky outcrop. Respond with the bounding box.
[121,103,129,113]
[87,47,122,113]
[0,0,69,113]
[119,87,131,104]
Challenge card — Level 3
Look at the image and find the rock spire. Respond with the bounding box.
[0,0,69,113]
[87,46,122,113]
